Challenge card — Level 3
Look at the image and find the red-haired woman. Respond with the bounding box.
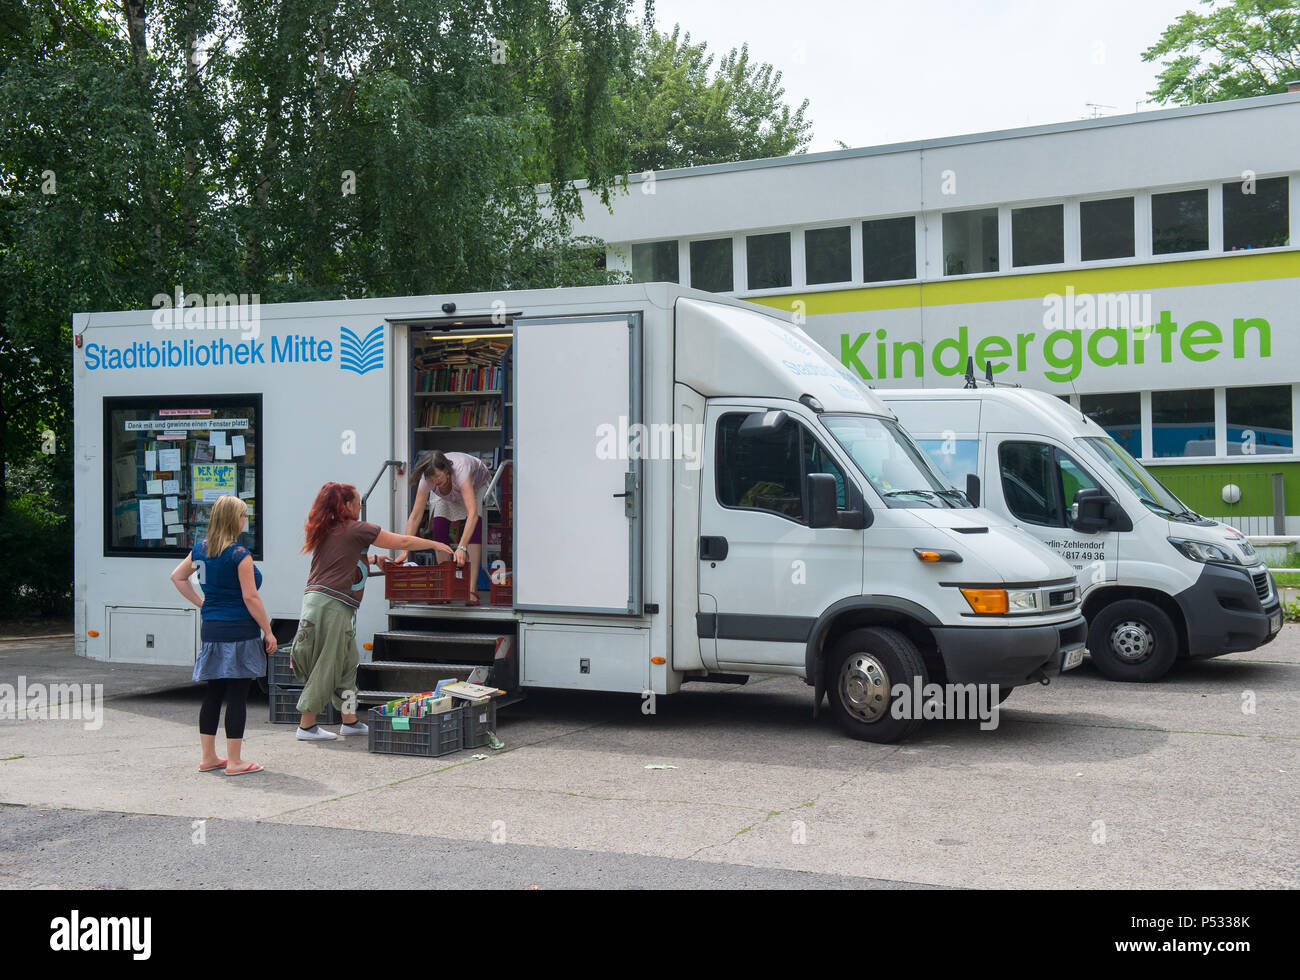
[292,482,458,741]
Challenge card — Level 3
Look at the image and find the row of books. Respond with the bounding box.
[417,400,503,429]
[414,364,504,393]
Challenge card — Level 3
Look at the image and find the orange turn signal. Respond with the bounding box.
[87,629,99,637]
[363,642,373,650]
[916,550,942,562]
[960,588,1008,615]
[651,656,666,665]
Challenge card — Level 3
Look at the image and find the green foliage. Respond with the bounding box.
[1142,0,1300,104]
[0,455,73,617]
[618,24,812,173]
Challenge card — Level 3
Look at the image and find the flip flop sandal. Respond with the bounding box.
[225,762,264,776]
[465,593,481,607]
[199,758,228,773]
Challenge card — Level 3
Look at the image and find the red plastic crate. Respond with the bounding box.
[490,572,512,606]
[384,561,471,603]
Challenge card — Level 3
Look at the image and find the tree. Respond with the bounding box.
[1143,0,1300,104]
[618,24,812,173]
[0,0,645,618]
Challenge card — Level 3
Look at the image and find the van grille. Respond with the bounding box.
[1252,571,1270,602]
[1048,588,1076,608]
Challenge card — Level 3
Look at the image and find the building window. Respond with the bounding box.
[1152,388,1214,457]
[805,226,852,285]
[1223,176,1290,251]
[104,394,262,558]
[1226,384,1293,455]
[1011,204,1064,267]
[1081,392,1141,458]
[689,238,733,292]
[943,209,998,276]
[1152,189,1209,255]
[1080,197,1135,261]
[863,216,916,282]
[746,232,791,290]
[630,240,679,283]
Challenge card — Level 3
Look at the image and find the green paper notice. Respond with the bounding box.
[391,716,410,731]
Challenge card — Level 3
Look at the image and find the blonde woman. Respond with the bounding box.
[170,494,276,776]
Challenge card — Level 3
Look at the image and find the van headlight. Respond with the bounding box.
[1168,537,1241,565]
[1006,589,1041,613]
[959,588,1041,615]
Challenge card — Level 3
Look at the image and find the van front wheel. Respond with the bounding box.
[827,627,927,743]
[1086,599,1179,681]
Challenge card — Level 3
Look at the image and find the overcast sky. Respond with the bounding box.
[645,0,1201,152]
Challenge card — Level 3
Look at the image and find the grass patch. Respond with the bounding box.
[1272,571,1300,587]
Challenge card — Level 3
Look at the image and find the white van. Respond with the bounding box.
[881,387,1284,681]
[74,284,1085,741]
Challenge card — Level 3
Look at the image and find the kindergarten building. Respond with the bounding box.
[572,90,1300,536]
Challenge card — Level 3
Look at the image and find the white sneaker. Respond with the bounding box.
[296,725,339,741]
[339,721,369,736]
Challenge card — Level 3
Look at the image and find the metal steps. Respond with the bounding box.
[362,623,519,705]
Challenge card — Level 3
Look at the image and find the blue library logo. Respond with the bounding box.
[339,326,384,375]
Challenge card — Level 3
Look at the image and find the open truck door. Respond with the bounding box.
[513,314,643,615]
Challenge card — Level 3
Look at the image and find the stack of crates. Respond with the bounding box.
[367,694,499,758]
[266,645,340,726]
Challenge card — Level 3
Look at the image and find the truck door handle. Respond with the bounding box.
[699,536,729,561]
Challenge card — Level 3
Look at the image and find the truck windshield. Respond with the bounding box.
[1077,436,1193,518]
[822,414,968,508]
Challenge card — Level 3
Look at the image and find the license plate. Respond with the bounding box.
[1062,647,1084,671]
[1269,611,1282,634]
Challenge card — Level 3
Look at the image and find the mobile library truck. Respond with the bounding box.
[74,283,1086,741]
[882,385,1283,682]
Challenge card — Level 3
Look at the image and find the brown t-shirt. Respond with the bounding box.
[305,520,381,608]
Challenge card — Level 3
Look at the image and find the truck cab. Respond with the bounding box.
[674,299,1086,740]
[881,387,1283,681]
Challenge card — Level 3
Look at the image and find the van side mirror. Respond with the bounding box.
[965,473,981,507]
[807,473,839,528]
[1070,487,1116,532]
[738,410,789,441]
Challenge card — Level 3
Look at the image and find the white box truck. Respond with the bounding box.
[881,386,1284,681]
[74,284,1086,741]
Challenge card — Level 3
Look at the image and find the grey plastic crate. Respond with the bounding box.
[367,705,462,757]
[268,687,340,726]
[460,699,497,749]
[267,647,298,688]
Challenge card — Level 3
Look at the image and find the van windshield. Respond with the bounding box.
[822,414,968,508]
[1077,436,1192,518]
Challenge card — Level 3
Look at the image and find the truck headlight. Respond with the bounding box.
[1006,589,1041,613]
[1168,537,1241,565]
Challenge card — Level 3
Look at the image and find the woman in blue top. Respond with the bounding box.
[169,494,276,775]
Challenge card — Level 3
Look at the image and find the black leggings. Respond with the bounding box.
[199,678,254,739]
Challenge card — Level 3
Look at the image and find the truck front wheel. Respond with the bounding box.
[1086,599,1179,681]
[826,627,927,743]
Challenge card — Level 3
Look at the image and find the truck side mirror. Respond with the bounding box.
[738,410,789,441]
[807,473,839,528]
[1070,487,1114,532]
[965,473,981,507]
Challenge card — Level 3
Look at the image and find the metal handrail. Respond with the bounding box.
[360,459,405,522]
[483,459,511,509]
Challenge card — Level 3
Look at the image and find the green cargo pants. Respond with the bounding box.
[291,591,360,717]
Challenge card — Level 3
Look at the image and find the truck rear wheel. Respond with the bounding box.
[827,627,927,743]
[1086,599,1178,682]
